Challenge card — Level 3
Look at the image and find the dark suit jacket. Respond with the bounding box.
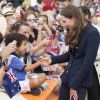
[51,23,100,90]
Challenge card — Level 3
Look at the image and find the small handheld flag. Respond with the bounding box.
[3,68,21,98]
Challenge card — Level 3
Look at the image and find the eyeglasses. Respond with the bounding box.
[14,21,28,28]
[53,24,59,26]
[27,19,34,22]
[61,20,66,23]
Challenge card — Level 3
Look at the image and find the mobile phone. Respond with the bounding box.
[33,19,40,24]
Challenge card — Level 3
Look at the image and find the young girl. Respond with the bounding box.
[0,41,26,100]
[5,33,46,93]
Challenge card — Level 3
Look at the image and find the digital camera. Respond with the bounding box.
[56,25,64,32]
[33,18,40,24]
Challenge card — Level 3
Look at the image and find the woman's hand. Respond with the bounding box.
[40,57,52,66]
[34,22,43,31]
[70,88,78,100]
[42,38,51,46]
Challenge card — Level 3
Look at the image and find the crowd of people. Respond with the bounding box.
[0,0,100,100]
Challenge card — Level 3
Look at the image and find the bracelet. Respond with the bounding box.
[44,45,46,47]
[0,56,7,68]
[0,56,2,68]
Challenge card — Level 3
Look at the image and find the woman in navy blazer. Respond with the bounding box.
[42,4,100,100]
[79,6,100,100]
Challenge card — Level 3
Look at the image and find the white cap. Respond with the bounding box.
[1,7,14,16]
[0,14,7,36]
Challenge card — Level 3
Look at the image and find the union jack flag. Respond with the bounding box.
[3,68,21,98]
[6,69,17,83]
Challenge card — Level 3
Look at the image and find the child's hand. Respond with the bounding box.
[42,38,51,46]
[1,40,17,61]
[40,57,52,66]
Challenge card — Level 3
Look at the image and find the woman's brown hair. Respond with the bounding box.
[61,4,83,48]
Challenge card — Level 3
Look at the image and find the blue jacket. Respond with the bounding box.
[51,23,100,90]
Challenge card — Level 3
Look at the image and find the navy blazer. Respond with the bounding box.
[51,23,100,90]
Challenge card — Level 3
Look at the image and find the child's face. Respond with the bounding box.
[19,25,31,39]
[26,14,36,28]
[16,40,28,55]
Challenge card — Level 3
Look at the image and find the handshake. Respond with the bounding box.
[39,57,52,67]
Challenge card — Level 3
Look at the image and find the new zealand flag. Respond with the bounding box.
[3,68,21,98]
